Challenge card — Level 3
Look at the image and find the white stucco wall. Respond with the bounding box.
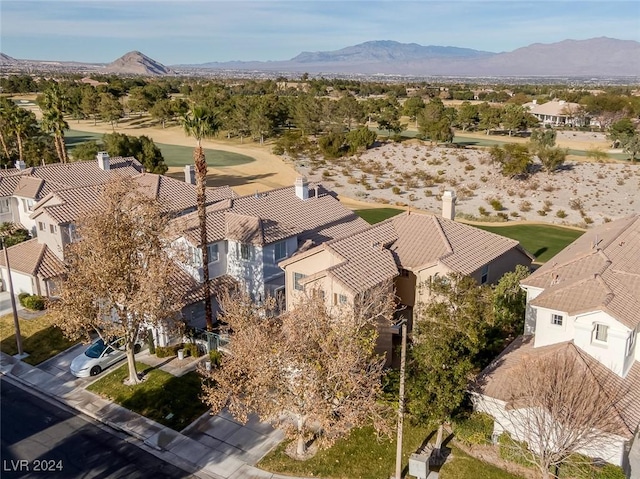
[1,267,34,295]
[532,306,575,348]
[227,241,264,300]
[473,393,628,467]
[574,311,631,376]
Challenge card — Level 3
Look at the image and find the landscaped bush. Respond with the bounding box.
[209,350,222,368]
[183,342,203,358]
[156,344,180,358]
[452,412,494,445]
[498,432,531,467]
[19,293,46,311]
[557,454,626,479]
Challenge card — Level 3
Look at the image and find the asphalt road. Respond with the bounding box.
[0,378,194,478]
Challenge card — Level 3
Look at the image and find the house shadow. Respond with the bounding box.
[165,171,276,189]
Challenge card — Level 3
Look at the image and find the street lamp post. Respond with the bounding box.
[394,319,407,479]
[2,237,24,357]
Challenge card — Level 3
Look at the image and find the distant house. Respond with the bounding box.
[523,99,590,127]
[474,215,640,475]
[279,194,533,362]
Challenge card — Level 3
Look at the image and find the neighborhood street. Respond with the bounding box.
[0,378,194,479]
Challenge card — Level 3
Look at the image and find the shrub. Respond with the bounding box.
[498,432,531,467]
[478,206,489,216]
[156,344,180,358]
[537,210,547,216]
[556,210,567,218]
[18,293,46,310]
[569,198,584,210]
[519,200,532,212]
[489,198,504,211]
[183,342,203,358]
[209,350,223,368]
[392,186,402,195]
[452,412,494,445]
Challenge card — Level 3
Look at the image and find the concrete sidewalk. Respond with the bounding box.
[0,350,296,479]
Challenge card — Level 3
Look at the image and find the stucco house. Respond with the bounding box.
[523,99,590,127]
[279,196,533,362]
[173,176,369,325]
[473,215,640,475]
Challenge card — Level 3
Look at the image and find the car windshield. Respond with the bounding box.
[85,339,107,358]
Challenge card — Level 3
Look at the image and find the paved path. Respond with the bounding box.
[0,349,298,479]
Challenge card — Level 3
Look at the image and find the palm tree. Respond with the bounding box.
[39,85,69,163]
[181,107,220,331]
[0,98,16,160]
[10,108,37,163]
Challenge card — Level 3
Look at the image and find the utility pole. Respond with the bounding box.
[394,319,407,479]
[2,237,24,357]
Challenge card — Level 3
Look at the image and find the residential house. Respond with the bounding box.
[523,99,590,127]
[473,215,640,475]
[174,176,369,327]
[279,198,533,362]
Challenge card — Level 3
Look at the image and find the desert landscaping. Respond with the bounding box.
[59,114,638,228]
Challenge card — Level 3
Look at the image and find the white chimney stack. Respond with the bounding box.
[442,189,457,220]
[295,176,309,200]
[184,165,196,184]
[97,151,110,171]
[14,160,26,170]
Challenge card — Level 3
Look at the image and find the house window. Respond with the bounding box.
[626,329,637,356]
[38,222,45,231]
[551,314,563,326]
[49,224,57,234]
[207,243,219,263]
[26,199,34,212]
[480,265,489,284]
[0,198,9,213]
[339,294,348,305]
[593,324,608,343]
[239,244,251,261]
[274,241,287,261]
[293,272,306,291]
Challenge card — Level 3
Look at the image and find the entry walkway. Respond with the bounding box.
[0,349,296,479]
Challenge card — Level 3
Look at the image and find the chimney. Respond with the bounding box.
[97,151,110,171]
[14,160,26,170]
[532,99,537,105]
[442,189,457,220]
[295,176,309,200]
[184,165,195,184]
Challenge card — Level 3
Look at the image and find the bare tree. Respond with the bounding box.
[201,282,396,458]
[494,348,630,479]
[50,177,187,384]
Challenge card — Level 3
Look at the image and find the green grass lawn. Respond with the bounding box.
[354,207,404,224]
[65,129,255,168]
[87,361,208,431]
[259,424,522,479]
[473,224,583,263]
[0,313,78,365]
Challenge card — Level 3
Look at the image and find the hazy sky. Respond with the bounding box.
[2,0,639,65]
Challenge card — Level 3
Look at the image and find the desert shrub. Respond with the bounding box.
[537,210,547,216]
[452,412,494,445]
[392,186,402,195]
[519,200,532,212]
[569,198,584,210]
[584,216,594,225]
[464,164,475,171]
[489,198,504,211]
[510,211,520,218]
[497,212,509,220]
[478,206,489,216]
[543,200,553,212]
[556,210,567,218]
[480,176,488,182]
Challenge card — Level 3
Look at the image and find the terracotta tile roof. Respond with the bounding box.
[474,336,640,439]
[13,176,45,199]
[0,157,144,201]
[31,173,232,225]
[524,100,581,117]
[0,239,63,278]
[286,211,529,295]
[0,176,21,197]
[179,184,368,248]
[522,215,640,329]
[170,268,238,306]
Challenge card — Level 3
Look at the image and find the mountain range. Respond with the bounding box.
[2,37,639,77]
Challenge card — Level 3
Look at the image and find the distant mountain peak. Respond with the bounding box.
[105,51,173,76]
[0,53,18,65]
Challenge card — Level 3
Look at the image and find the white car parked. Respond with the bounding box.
[70,337,142,378]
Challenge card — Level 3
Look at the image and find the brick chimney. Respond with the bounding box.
[97,151,110,171]
[295,176,309,200]
[442,189,456,220]
[184,165,195,184]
